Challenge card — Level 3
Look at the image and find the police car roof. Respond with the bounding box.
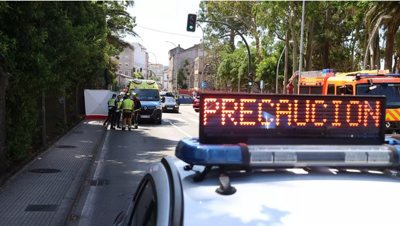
[174,159,400,226]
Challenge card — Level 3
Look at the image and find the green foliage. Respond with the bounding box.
[177,58,191,89]
[0,1,136,162]
[134,71,144,79]
[200,1,400,92]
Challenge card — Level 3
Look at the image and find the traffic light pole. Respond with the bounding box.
[197,20,252,92]
[197,23,205,93]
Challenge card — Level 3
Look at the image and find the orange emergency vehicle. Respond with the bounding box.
[298,69,400,133]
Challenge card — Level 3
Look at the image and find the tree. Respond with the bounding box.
[134,71,144,79]
[0,1,137,181]
[177,58,190,89]
[366,2,400,71]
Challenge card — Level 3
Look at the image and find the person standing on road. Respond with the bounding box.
[132,93,142,129]
[121,94,134,131]
[113,95,122,128]
[103,94,117,129]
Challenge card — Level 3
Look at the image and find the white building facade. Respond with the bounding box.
[132,42,148,78]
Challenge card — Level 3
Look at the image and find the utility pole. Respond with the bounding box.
[197,24,205,92]
[298,0,306,93]
[284,31,289,94]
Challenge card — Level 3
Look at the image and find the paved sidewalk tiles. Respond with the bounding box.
[0,120,106,226]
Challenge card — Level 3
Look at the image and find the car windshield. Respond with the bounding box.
[356,83,400,108]
[165,97,176,103]
[131,89,159,101]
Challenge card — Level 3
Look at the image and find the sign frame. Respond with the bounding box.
[199,93,386,146]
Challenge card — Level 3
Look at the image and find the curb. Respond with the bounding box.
[51,124,108,226]
[1,118,85,188]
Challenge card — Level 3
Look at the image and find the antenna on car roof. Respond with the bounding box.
[216,173,236,195]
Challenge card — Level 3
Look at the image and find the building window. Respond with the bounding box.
[125,63,128,66]
[118,70,122,73]
[125,56,129,60]
[118,63,122,66]
[125,71,128,75]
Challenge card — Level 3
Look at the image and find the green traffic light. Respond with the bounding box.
[190,25,193,29]
[248,82,253,86]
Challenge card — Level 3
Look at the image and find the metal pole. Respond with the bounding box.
[239,55,247,92]
[149,52,157,64]
[276,46,286,94]
[298,0,306,93]
[284,31,289,94]
[197,24,205,92]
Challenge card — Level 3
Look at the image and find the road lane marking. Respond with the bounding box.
[163,119,192,138]
[78,130,110,226]
[171,118,187,123]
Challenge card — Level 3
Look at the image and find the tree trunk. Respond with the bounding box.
[369,29,380,70]
[385,22,397,71]
[394,55,399,73]
[323,7,332,68]
[350,30,357,71]
[305,19,314,71]
[255,36,262,62]
[0,69,11,185]
[230,29,235,50]
[288,2,298,93]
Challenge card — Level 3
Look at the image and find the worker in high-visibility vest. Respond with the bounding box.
[132,93,142,129]
[103,94,117,129]
[121,93,134,131]
[113,95,122,128]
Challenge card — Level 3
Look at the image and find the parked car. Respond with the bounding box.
[161,96,179,113]
[160,91,174,97]
[177,94,195,104]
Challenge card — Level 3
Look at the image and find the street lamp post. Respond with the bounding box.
[363,15,392,70]
[148,52,157,64]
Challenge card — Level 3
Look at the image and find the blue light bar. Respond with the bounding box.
[175,138,243,165]
[175,138,400,169]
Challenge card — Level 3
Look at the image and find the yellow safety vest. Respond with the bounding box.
[174,94,178,100]
[122,99,134,111]
[116,102,122,112]
[108,99,116,109]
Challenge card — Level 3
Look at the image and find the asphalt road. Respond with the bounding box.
[68,105,199,226]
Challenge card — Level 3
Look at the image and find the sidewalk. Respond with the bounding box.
[0,120,106,226]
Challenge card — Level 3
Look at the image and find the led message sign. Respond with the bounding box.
[199,94,386,145]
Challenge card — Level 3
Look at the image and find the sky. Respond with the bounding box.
[125,0,203,67]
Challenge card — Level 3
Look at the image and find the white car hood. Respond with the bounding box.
[179,164,400,226]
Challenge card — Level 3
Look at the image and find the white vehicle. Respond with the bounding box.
[113,93,400,226]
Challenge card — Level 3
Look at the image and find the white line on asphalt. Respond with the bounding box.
[189,118,199,123]
[78,130,110,226]
[170,122,192,137]
[163,119,192,138]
